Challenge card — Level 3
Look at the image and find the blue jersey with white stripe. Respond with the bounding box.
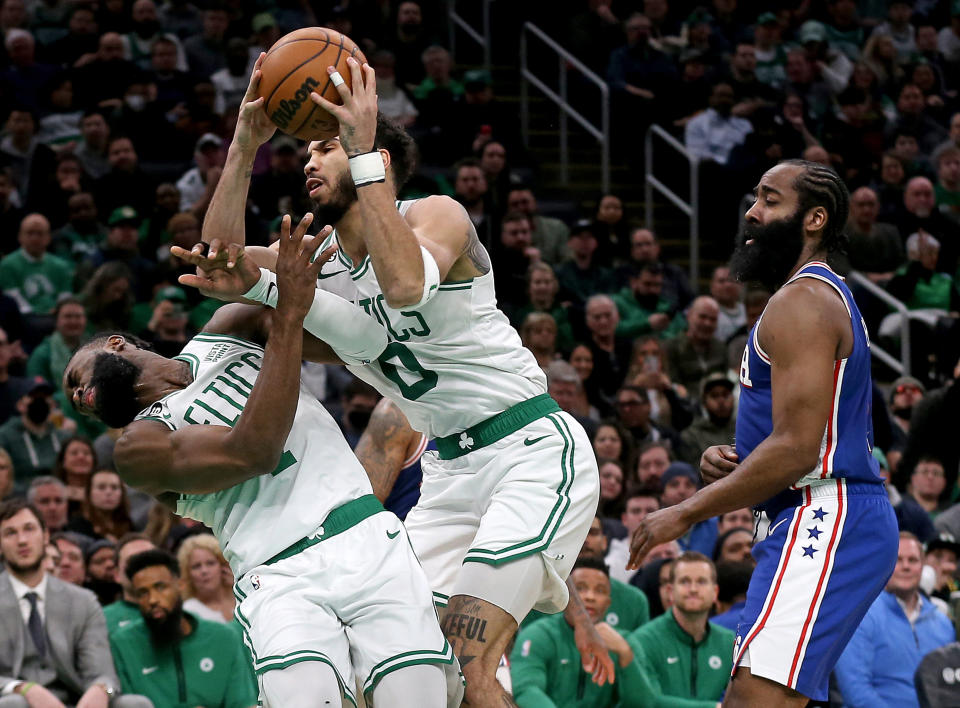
[734,262,883,514]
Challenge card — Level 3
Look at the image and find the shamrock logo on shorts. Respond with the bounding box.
[459,432,474,450]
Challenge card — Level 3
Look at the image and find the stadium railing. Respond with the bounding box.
[448,0,493,70]
[644,124,700,285]
[519,21,611,193]
[848,271,911,376]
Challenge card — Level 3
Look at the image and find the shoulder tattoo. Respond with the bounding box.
[464,220,491,275]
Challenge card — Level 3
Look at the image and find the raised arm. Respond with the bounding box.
[202,52,276,248]
[309,58,488,308]
[115,217,326,496]
[628,280,849,568]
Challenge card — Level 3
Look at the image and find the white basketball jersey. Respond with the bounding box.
[314,199,546,439]
[133,332,372,576]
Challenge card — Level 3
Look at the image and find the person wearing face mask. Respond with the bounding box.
[373,50,418,128]
[0,378,71,492]
[338,378,381,449]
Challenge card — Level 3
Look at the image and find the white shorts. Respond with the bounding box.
[404,410,600,620]
[232,509,454,704]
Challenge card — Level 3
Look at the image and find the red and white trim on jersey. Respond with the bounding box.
[401,433,429,469]
[732,480,848,691]
[752,311,772,364]
[819,360,845,479]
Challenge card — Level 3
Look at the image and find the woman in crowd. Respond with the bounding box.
[177,533,236,623]
[520,312,559,370]
[592,421,635,478]
[52,435,97,510]
[592,193,630,265]
[66,468,134,541]
[569,344,602,419]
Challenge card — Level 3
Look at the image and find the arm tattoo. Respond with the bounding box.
[355,401,412,499]
[464,221,491,275]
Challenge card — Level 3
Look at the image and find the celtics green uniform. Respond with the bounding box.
[103,599,143,636]
[510,613,655,707]
[629,610,735,707]
[312,199,600,619]
[110,611,257,708]
[133,333,452,701]
[0,248,74,314]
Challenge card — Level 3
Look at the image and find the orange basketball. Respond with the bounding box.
[257,27,367,142]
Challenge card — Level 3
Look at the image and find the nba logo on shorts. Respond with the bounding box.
[251,575,261,590]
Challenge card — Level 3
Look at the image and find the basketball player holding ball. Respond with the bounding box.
[192,44,609,708]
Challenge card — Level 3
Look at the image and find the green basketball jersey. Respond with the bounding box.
[133,332,373,576]
[314,199,546,439]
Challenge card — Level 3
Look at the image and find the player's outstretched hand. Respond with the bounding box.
[627,506,691,571]
[573,616,617,686]
[700,444,739,485]
[234,51,276,152]
[275,213,334,319]
[175,240,259,302]
[309,56,377,156]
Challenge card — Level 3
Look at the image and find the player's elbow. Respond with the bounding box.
[382,280,424,309]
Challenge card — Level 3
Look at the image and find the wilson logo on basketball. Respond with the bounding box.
[270,76,320,129]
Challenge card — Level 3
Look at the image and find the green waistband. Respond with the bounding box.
[264,495,384,566]
[433,394,560,460]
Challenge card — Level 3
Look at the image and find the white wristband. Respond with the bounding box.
[243,268,278,308]
[349,151,386,187]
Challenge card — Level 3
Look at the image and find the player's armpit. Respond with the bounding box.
[115,420,275,495]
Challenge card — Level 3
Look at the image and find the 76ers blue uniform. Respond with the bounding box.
[731,261,898,701]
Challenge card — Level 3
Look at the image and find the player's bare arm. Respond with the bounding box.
[355,397,418,502]
[628,279,851,568]
[202,52,275,252]
[111,219,326,496]
[564,578,616,686]
[310,57,488,307]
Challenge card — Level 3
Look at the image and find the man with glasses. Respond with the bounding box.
[614,385,683,455]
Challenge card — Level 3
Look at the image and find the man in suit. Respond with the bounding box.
[0,499,152,707]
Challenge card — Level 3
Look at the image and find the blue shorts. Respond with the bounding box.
[732,479,898,701]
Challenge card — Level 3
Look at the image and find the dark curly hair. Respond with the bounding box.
[374,113,417,190]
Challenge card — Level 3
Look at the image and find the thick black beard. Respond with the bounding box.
[91,352,143,428]
[312,170,358,228]
[143,599,185,646]
[893,406,913,422]
[730,208,806,291]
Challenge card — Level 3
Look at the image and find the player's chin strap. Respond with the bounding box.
[244,268,388,365]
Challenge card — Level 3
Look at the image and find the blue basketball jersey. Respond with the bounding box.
[735,261,883,515]
[384,435,433,520]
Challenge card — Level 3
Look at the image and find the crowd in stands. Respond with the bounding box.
[1,0,960,706]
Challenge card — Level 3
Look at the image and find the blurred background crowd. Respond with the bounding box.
[2,0,960,706]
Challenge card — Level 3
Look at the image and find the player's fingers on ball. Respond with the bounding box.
[362,62,376,95]
[347,56,364,91]
[326,66,351,101]
[309,91,340,114]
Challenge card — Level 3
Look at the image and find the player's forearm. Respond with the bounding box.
[203,144,255,246]
[677,435,818,526]
[226,311,303,473]
[563,577,592,628]
[355,184,425,307]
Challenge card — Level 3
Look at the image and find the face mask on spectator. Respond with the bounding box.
[27,396,50,425]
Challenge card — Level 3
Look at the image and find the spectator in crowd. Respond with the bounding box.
[557,221,616,309]
[71,32,139,108]
[148,36,192,113]
[871,0,916,63]
[2,31,58,112]
[177,533,235,624]
[110,549,257,708]
[182,4,230,79]
[710,265,745,342]
[753,12,787,88]
[922,533,959,608]
[452,157,493,246]
[836,532,955,707]
[592,194,629,265]
[629,552,735,706]
[684,81,753,165]
[606,490,660,585]
[84,206,156,301]
[890,83,949,157]
[598,457,625,515]
[0,213,74,316]
[337,378,380,449]
[0,499,143,706]
[592,421,634,478]
[26,297,87,387]
[839,185,905,280]
[545,359,596,437]
[520,312,559,370]
[52,531,89,586]
[915,641,960,708]
[512,263,575,354]
[26,474,67,528]
[0,327,29,426]
[0,379,70,491]
[372,50,417,128]
[93,136,155,218]
[710,560,753,632]
[505,187,570,266]
[249,137,309,222]
[65,469,133,542]
[0,448,12,500]
[613,262,686,340]
[626,336,693,433]
[904,456,950,517]
[84,538,120,605]
[713,527,754,565]
[636,441,673,489]
[616,228,694,311]
[716,508,754,535]
[585,296,634,409]
[210,37,251,116]
[54,192,107,263]
[568,0,625,75]
[176,134,224,219]
[44,5,100,67]
[660,462,717,555]
[122,0,186,71]
[493,212,540,315]
[52,435,96,508]
[510,557,654,707]
[663,296,726,396]
[412,45,462,102]
[934,143,960,224]
[386,0,433,91]
[679,373,736,467]
[103,533,155,635]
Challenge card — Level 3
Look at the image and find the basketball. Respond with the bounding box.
[257,27,367,142]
